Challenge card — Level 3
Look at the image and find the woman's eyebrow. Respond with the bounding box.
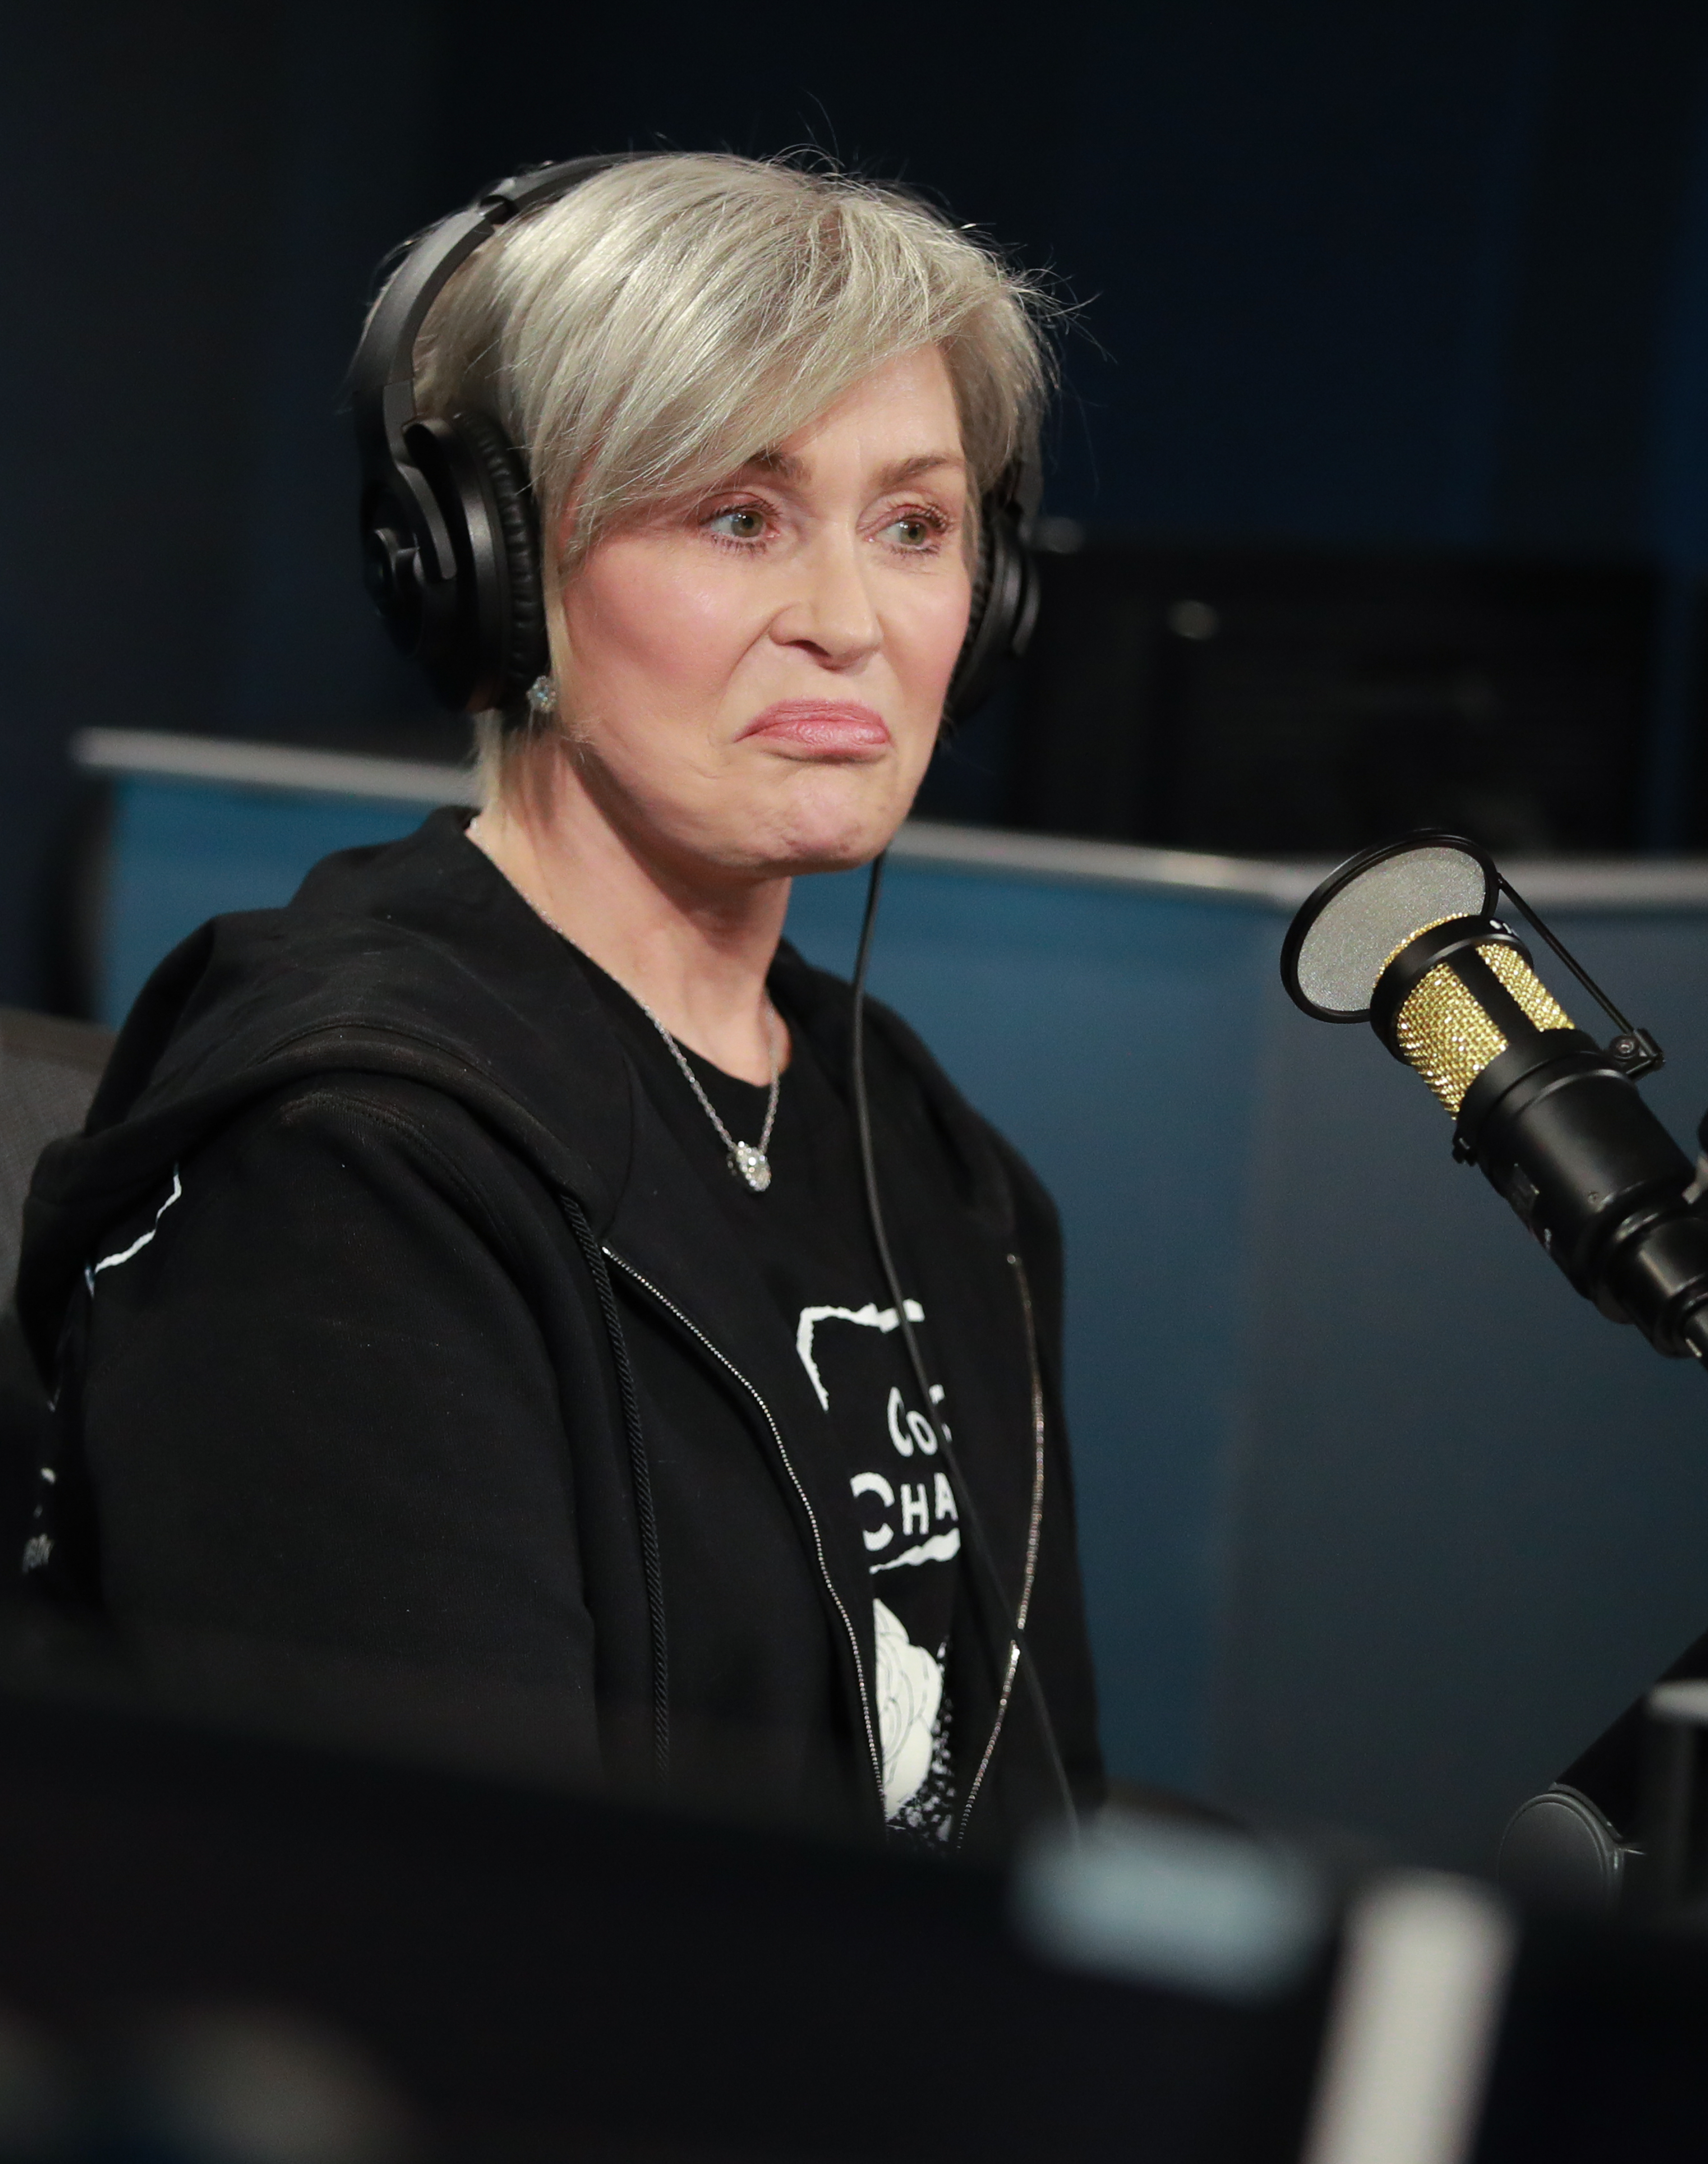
[744,448,804,481]
[873,451,966,489]
[738,449,967,488]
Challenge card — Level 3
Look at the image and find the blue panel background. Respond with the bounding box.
[101,781,428,1026]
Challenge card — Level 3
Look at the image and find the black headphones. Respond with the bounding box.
[351,155,1042,723]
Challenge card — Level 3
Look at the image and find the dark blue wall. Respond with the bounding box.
[9,0,1708,1002]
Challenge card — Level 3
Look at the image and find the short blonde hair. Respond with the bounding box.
[408,152,1052,784]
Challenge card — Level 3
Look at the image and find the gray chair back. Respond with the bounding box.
[0,1009,113,1298]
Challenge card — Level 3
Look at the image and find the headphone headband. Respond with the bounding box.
[352,154,1039,720]
[351,156,635,479]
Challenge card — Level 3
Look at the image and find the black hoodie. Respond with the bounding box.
[15,810,1102,1851]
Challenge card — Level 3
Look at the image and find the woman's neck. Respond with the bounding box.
[468,748,790,1086]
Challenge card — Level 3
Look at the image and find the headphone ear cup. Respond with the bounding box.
[946,500,1039,723]
[452,409,549,713]
[373,411,546,715]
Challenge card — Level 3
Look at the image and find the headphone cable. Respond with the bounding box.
[849,852,1078,1835]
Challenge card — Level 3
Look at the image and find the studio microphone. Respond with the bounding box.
[1281,833,1708,1364]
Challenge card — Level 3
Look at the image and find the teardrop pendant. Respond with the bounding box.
[729,1142,772,1192]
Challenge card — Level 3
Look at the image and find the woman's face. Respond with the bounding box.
[554,346,973,888]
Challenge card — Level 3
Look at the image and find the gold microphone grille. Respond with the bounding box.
[1391,937,1574,1116]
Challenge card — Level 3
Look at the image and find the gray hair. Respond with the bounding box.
[407,151,1053,783]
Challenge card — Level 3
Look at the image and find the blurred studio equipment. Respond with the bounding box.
[101,2008,413,2164]
[1497,1783,1636,1917]
[993,543,1656,857]
[0,1012,112,1583]
[4,1662,1707,2164]
[1499,1658,1708,1924]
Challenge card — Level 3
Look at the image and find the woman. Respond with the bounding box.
[18,154,1102,1852]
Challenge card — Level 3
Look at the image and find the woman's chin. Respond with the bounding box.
[758,780,916,876]
[653,761,926,883]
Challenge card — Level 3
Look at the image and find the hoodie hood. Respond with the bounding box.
[19,808,1015,1381]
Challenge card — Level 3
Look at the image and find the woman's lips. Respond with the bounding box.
[738,701,892,753]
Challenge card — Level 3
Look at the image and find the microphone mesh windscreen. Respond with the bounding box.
[1293,845,1489,1015]
[1395,942,1574,1114]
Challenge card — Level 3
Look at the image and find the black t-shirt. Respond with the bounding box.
[582,956,961,1846]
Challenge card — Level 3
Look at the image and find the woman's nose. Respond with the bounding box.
[769,530,882,668]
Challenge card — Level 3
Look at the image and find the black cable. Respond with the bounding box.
[849,852,1078,1834]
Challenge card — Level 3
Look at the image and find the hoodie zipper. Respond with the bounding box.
[559,1197,670,1782]
[601,1247,886,1816]
[955,1251,1049,1845]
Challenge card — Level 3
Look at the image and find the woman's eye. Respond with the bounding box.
[882,514,943,550]
[707,507,767,541]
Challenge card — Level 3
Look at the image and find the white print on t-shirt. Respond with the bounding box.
[82,1165,183,1294]
[795,1299,923,1410]
[794,1296,962,1822]
[873,1597,943,1815]
[848,1469,960,1571]
[797,1302,963,1574]
[886,1385,940,1458]
[847,1462,961,1573]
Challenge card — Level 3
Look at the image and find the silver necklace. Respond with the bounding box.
[635,995,781,1193]
[502,869,783,1192]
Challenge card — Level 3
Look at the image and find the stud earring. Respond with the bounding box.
[525,674,556,715]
